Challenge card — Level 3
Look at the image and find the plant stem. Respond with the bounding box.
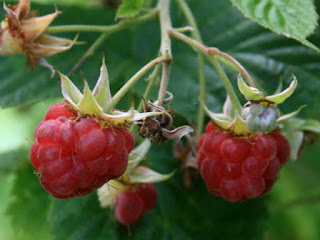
[137,64,162,112]
[169,29,259,113]
[68,33,109,76]
[169,29,255,88]
[209,55,242,113]
[130,65,161,132]
[105,56,167,112]
[157,0,173,106]
[175,0,206,141]
[45,10,159,34]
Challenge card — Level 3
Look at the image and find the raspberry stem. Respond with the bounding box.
[175,0,206,141]
[157,0,173,106]
[105,56,168,112]
[169,29,243,115]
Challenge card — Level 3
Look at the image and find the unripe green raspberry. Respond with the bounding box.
[245,104,280,133]
[249,104,264,116]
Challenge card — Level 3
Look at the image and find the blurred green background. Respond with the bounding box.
[0,0,320,239]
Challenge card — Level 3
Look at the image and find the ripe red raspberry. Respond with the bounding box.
[30,103,135,199]
[197,122,290,202]
[115,183,157,225]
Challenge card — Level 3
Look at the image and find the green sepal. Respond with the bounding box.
[128,166,175,183]
[97,180,128,208]
[229,111,251,135]
[201,101,232,130]
[265,75,298,104]
[128,139,151,170]
[237,74,264,101]
[78,80,103,115]
[281,130,304,161]
[58,70,82,110]
[123,139,174,184]
[281,117,320,160]
[93,56,112,112]
[277,105,306,122]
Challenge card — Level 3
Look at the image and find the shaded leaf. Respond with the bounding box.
[6,164,52,240]
[116,0,145,18]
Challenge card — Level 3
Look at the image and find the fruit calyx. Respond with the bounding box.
[201,74,304,135]
[58,56,164,128]
[98,139,173,208]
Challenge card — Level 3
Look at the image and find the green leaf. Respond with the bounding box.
[0,149,28,178]
[50,144,267,240]
[6,164,52,240]
[230,0,319,51]
[116,0,145,19]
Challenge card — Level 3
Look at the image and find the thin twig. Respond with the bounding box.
[68,33,109,76]
[175,0,206,141]
[169,29,255,88]
[157,0,173,106]
[105,56,168,112]
[45,10,159,34]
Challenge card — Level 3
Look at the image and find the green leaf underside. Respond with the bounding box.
[231,0,319,51]
[116,0,145,18]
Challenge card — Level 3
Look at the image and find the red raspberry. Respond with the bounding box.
[29,103,135,199]
[115,183,157,225]
[197,121,290,202]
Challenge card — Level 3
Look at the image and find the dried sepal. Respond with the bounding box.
[0,0,76,72]
[136,94,194,143]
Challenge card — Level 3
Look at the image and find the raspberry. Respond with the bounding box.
[115,183,157,225]
[197,121,290,202]
[29,103,135,199]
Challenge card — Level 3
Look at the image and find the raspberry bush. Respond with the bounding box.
[1,0,320,239]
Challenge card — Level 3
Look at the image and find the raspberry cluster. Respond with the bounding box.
[115,183,157,225]
[30,103,135,199]
[197,122,290,202]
